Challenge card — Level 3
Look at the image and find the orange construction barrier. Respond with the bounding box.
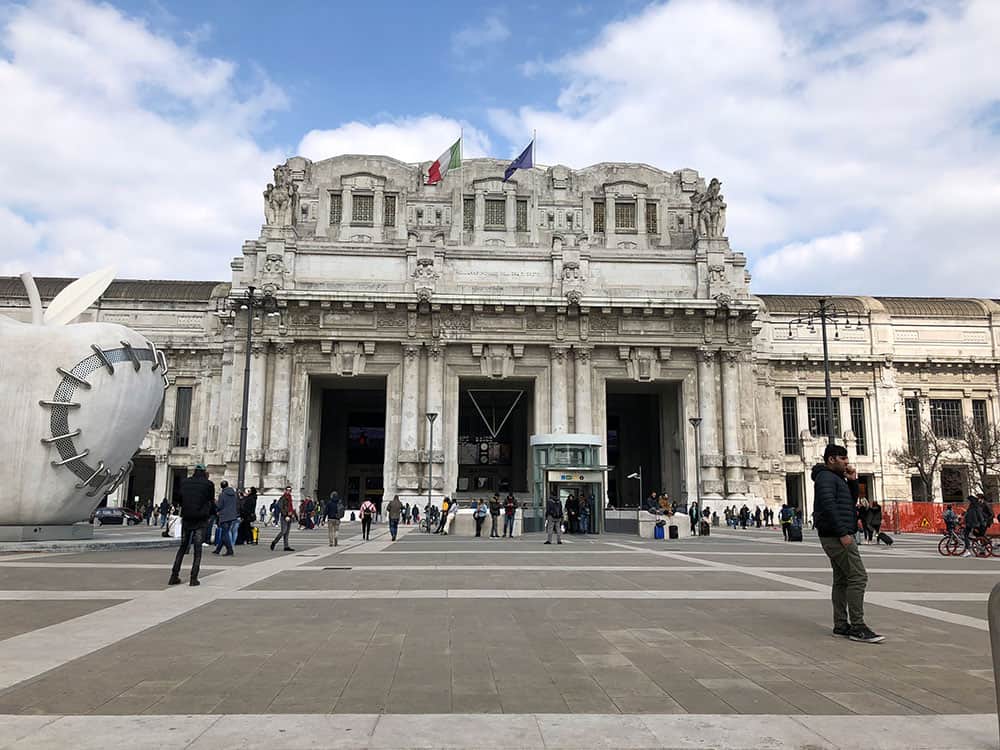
[881,501,996,535]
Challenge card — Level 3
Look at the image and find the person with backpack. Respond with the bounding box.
[168,464,214,586]
[325,491,344,547]
[387,494,403,541]
[869,501,884,544]
[503,495,518,538]
[544,495,563,545]
[212,480,238,556]
[779,504,793,540]
[434,498,450,534]
[488,495,501,538]
[961,496,984,557]
[359,498,377,541]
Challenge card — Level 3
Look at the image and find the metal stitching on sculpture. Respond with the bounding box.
[44,345,161,495]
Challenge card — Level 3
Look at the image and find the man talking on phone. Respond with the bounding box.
[812,444,884,644]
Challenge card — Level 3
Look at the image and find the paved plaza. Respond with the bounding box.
[0,523,996,749]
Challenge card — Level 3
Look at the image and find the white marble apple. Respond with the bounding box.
[0,269,168,526]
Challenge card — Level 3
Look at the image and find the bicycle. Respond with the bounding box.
[970,533,994,558]
[937,528,963,556]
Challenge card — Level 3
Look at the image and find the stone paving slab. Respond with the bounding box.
[0,713,996,749]
[0,567,216,591]
[0,601,121,640]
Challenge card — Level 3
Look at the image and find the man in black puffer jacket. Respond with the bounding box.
[812,444,884,644]
[169,465,215,587]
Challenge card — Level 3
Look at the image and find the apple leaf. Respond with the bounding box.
[43,267,116,325]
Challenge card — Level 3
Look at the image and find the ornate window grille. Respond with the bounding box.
[463,198,475,231]
[485,199,505,228]
[973,399,989,434]
[516,199,528,231]
[329,193,342,225]
[807,397,841,438]
[931,399,963,438]
[645,201,658,233]
[850,397,867,455]
[782,396,799,455]
[174,386,192,448]
[615,202,636,230]
[904,398,920,451]
[593,201,605,233]
[352,194,374,224]
[383,195,396,227]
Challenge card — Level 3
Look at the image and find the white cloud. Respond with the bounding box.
[490,0,1000,296]
[451,16,510,55]
[0,0,286,281]
[299,116,492,164]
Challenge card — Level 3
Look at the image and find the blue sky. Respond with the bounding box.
[2,0,999,297]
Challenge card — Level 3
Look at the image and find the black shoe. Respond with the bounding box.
[168,576,182,585]
[832,624,851,638]
[557,541,563,544]
[222,550,233,557]
[270,539,277,551]
[848,625,884,644]
[283,547,295,552]
[189,579,200,586]
[211,549,220,555]
[544,541,551,544]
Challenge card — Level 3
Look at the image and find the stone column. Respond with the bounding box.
[720,350,745,498]
[339,186,352,241]
[153,454,170,504]
[246,343,268,471]
[425,344,444,499]
[505,190,516,245]
[637,194,647,241]
[266,343,292,489]
[604,197,615,248]
[399,344,421,456]
[550,346,569,434]
[574,347,593,434]
[474,189,485,245]
[696,348,723,500]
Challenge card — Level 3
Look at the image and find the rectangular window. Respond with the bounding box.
[174,386,192,448]
[593,201,605,233]
[383,195,396,227]
[850,397,867,455]
[645,201,658,234]
[615,201,636,230]
[782,396,799,455]
[463,197,475,231]
[905,397,920,452]
[516,199,528,231]
[352,193,373,224]
[485,198,505,228]
[931,398,963,438]
[329,193,342,225]
[973,399,988,434]
[807,397,841,438]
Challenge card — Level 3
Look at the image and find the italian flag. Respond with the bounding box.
[425,138,461,185]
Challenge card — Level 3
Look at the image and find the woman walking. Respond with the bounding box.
[474,498,488,538]
[359,498,377,541]
[870,501,883,543]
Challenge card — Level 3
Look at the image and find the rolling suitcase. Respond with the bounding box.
[877,531,893,546]
[787,525,803,542]
[699,520,710,536]
[251,526,260,545]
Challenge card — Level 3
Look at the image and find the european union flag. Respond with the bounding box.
[503,140,534,182]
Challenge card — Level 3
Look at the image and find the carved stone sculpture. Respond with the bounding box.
[691,178,727,238]
[263,164,298,226]
[1,270,168,534]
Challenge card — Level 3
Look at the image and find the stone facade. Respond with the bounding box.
[3,155,998,516]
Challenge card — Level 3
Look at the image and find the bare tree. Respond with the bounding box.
[888,422,954,501]
[957,416,1000,500]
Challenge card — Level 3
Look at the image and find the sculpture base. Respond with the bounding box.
[0,525,95,542]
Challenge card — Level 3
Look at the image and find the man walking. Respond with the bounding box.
[168,464,214,586]
[212,480,238,556]
[544,495,563,545]
[387,494,403,541]
[270,486,297,552]
[325,491,344,547]
[812,444,884,643]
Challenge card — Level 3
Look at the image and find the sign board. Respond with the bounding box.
[547,470,604,483]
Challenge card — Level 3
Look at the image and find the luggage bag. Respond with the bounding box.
[877,531,893,546]
[788,525,803,542]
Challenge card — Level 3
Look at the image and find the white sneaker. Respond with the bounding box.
[961,550,973,557]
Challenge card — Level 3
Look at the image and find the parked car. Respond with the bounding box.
[90,507,140,526]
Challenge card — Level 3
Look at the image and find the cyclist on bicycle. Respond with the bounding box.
[961,495,983,557]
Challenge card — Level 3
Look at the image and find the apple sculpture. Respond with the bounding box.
[0,268,168,526]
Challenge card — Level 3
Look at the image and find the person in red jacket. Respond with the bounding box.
[270,487,298,552]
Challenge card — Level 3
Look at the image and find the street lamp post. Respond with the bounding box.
[689,416,703,535]
[231,285,279,492]
[425,412,438,532]
[787,298,863,446]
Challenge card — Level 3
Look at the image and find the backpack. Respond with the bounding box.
[362,505,373,518]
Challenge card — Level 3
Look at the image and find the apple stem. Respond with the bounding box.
[20,272,44,325]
